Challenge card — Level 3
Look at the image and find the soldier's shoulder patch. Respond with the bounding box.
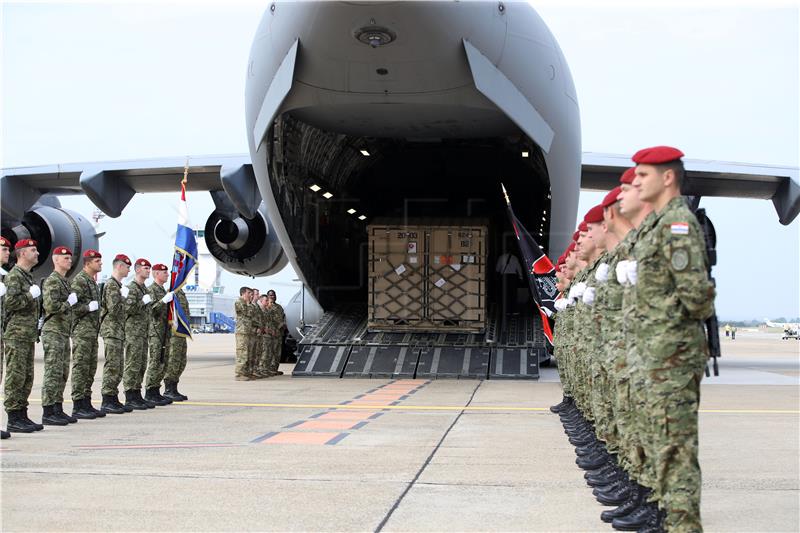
[670,248,690,271]
[670,222,689,235]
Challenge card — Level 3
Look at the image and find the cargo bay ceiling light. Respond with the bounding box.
[354,25,396,48]
[322,192,333,199]
[347,208,357,215]
[358,215,367,221]
[360,149,370,156]
[521,151,529,158]
[309,184,321,192]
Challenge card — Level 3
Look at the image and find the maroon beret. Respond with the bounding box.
[83,249,101,259]
[571,231,579,241]
[632,146,684,165]
[0,236,10,248]
[152,263,168,271]
[114,254,132,266]
[620,168,636,185]
[566,242,576,254]
[578,221,588,232]
[584,205,605,224]
[53,246,73,256]
[136,258,151,267]
[15,239,37,250]
[602,187,622,208]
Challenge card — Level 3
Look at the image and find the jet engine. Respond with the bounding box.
[1,203,100,280]
[204,200,286,278]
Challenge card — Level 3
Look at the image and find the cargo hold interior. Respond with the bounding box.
[268,114,552,313]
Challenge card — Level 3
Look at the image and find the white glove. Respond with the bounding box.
[67,292,78,306]
[161,291,174,304]
[29,285,41,299]
[554,299,567,311]
[566,297,576,307]
[120,286,130,299]
[616,260,629,285]
[0,267,7,275]
[595,263,610,283]
[88,300,99,312]
[626,261,638,285]
[582,287,596,306]
[573,282,587,298]
[142,294,152,305]
[0,282,6,297]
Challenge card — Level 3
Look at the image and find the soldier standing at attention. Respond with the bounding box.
[266,289,286,376]
[255,294,270,379]
[1,236,12,438]
[163,287,190,401]
[99,254,133,414]
[70,249,104,420]
[234,286,255,380]
[40,247,79,426]
[2,239,44,433]
[144,263,174,406]
[630,146,715,533]
[123,258,154,410]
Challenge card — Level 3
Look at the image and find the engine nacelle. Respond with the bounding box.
[1,205,99,280]
[204,202,286,277]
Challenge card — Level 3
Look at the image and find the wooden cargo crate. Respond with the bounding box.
[368,219,487,333]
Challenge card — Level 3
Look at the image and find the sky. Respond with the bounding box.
[2,1,799,319]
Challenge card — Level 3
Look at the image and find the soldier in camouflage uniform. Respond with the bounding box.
[163,287,190,401]
[254,294,270,378]
[265,290,286,376]
[40,246,79,426]
[99,254,133,414]
[123,258,154,410]
[70,249,105,420]
[2,239,44,433]
[144,263,174,406]
[234,287,257,380]
[0,236,11,438]
[628,147,715,533]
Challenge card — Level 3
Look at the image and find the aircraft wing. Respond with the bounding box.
[581,153,800,225]
[1,154,254,220]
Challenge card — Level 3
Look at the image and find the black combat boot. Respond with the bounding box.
[155,387,173,405]
[576,441,606,457]
[119,395,134,413]
[100,395,126,414]
[162,381,185,402]
[7,410,36,433]
[85,397,106,417]
[41,404,68,426]
[145,387,170,406]
[585,462,617,480]
[586,464,622,487]
[612,501,659,531]
[22,408,44,430]
[55,403,78,423]
[73,398,98,420]
[594,477,633,506]
[1,429,9,439]
[124,390,146,411]
[637,507,666,533]
[601,485,645,523]
[172,381,188,401]
[138,389,157,408]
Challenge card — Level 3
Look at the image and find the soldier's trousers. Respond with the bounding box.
[235,333,257,377]
[628,367,657,494]
[3,339,35,412]
[101,337,124,396]
[42,332,70,406]
[71,335,98,401]
[264,337,282,373]
[145,334,170,389]
[648,374,703,533]
[123,335,148,391]
[165,335,187,382]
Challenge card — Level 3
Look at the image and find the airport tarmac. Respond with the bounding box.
[1,330,798,532]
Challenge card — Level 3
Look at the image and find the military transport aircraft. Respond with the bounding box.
[3,2,798,378]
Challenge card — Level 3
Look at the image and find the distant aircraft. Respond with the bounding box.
[764,318,800,329]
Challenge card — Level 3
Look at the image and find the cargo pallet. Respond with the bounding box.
[293,304,546,380]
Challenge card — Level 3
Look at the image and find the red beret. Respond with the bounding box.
[571,231,580,241]
[632,146,684,165]
[152,263,168,271]
[620,168,636,185]
[566,242,576,254]
[15,239,37,250]
[578,221,588,232]
[83,249,101,259]
[584,205,605,224]
[53,246,73,256]
[557,255,565,265]
[602,186,622,208]
[114,254,132,265]
[0,236,10,248]
[136,258,151,267]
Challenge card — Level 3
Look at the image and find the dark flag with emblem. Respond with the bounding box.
[502,184,558,345]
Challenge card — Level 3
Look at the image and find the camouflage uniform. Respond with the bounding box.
[144,283,171,389]
[123,280,150,391]
[234,298,257,378]
[70,270,101,402]
[261,304,283,376]
[552,292,572,398]
[253,304,268,377]
[267,303,286,373]
[2,265,39,412]
[633,197,715,532]
[41,271,73,407]
[164,289,189,383]
[99,277,126,396]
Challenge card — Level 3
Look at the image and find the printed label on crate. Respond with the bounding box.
[462,255,476,264]
[434,278,446,288]
[433,256,441,264]
[407,242,417,253]
[409,255,418,264]
[394,264,407,276]
[451,264,463,272]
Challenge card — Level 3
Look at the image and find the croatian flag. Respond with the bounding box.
[169,181,197,339]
